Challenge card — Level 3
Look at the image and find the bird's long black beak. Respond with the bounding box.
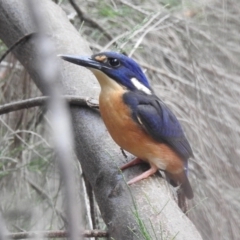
[59,54,103,70]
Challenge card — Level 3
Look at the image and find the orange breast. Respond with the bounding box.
[99,90,184,174]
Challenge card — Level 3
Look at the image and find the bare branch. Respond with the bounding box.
[25,177,67,224]
[0,32,36,63]
[0,96,98,115]
[7,230,108,239]
[68,0,113,41]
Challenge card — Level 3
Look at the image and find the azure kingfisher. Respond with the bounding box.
[60,52,194,199]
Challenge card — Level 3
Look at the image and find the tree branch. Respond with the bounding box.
[7,230,108,239]
[68,0,113,41]
[0,96,98,115]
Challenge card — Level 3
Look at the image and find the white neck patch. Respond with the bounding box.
[131,77,152,95]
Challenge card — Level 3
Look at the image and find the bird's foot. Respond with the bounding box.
[120,157,144,170]
[127,165,158,185]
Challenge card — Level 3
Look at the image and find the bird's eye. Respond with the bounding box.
[108,58,120,67]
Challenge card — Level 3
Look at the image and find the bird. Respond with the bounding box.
[60,51,194,199]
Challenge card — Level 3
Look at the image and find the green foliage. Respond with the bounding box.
[27,157,49,172]
[161,0,181,8]
[98,2,133,18]
[0,39,7,55]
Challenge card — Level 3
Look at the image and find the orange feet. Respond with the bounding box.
[120,157,144,170]
[127,165,158,185]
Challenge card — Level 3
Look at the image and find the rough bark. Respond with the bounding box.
[0,0,202,239]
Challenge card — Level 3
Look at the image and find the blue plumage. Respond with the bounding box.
[123,91,193,161]
[60,51,194,199]
[61,51,193,162]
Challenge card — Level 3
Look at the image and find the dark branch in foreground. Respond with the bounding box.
[0,96,99,115]
[7,230,108,239]
[0,32,37,63]
[68,0,112,41]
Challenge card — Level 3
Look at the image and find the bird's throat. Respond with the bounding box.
[91,69,124,93]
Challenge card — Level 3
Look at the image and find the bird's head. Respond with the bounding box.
[60,52,152,94]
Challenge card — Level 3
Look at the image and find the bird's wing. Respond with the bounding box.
[124,92,193,161]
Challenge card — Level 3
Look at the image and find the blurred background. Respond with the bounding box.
[0,0,240,239]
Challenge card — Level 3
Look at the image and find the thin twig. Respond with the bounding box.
[7,230,108,239]
[101,12,161,52]
[129,14,169,57]
[83,174,97,230]
[0,32,37,63]
[68,0,113,41]
[0,96,99,115]
[121,148,128,159]
[120,0,150,15]
[25,177,67,224]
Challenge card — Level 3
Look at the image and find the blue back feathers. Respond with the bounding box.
[123,91,193,161]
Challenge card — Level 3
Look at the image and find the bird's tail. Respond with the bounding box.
[181,176,194,199]
[166,171,193,213]
[166,171,194,199]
